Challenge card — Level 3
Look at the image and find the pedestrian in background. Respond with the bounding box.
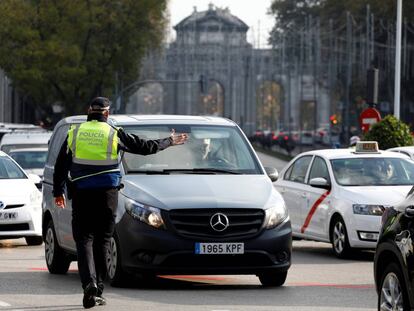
[53,97,188,309]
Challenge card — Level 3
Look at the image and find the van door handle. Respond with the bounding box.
[301,192,308,198]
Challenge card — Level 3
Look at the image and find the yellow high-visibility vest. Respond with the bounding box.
[68,121,118,167]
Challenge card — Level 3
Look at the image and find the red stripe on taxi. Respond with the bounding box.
[300,190,331,233]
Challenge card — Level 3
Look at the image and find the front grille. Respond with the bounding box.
[0,223,29,231]
[167,208,265,239]
[162,253,273,268]
[4,204,24,210]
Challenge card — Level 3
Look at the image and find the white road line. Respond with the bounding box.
[0,300,11,307]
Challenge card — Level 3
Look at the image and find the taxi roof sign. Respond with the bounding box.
[354,141,379,153]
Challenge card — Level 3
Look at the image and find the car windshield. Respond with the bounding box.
[0,156,26,179]
[9,150,48,169]
[331,157,414,186]
[1,144,48,154]
[122,125,261,174]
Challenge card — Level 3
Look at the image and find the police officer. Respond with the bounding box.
[53,97,188,309]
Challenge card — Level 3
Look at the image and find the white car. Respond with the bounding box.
[387,146,414,160]
[0,131,52,154]
[8,147,48,180]
[274,141,414,258]
[0,151,43,245]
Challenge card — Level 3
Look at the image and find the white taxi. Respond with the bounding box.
[274,141,414,258]
[0,151,43,245]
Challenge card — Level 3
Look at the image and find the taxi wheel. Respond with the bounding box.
[330,217,351,258]
[107,234,132,287]
[258,271,287,287]
[378,262,410,311]
[45,220,71,274]
[25,236,43,246]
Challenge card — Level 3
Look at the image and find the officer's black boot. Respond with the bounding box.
[83,282,98,309]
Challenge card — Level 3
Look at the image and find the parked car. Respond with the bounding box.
[274,141,414,258]
[42,115,292,287]
[0,151,43,245]
[8,147,48,180]
[374,188,414,310]
[387,146,414,160]
[0,131,52,154]
[0,123,44,141]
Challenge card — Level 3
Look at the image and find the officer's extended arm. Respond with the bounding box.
[117,128,188,154]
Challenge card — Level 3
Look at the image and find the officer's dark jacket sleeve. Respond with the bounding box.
[53,137,71,197]
[117,127,172,155]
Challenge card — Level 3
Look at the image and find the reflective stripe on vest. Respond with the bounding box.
[68,121,118,166]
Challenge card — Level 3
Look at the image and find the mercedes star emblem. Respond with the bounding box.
[210,212,229,232]
[0,201,4,210]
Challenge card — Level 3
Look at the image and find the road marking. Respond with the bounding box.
[0,300,11,307]
[301,190,331,233]
[288,282,374,289]
[29,267,77,272]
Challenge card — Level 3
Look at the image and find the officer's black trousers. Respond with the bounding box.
[71,188,118,291]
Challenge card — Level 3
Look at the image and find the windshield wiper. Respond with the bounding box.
[126,168,241,175]
[162,168,241,174]
[126,170,170,174]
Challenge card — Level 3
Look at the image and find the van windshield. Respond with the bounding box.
[1,144,48,154]
[122,125,261,174]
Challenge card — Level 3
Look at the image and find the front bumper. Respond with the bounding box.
[116,213,292,275]
[0,205,42,238]
[347,214,381,248]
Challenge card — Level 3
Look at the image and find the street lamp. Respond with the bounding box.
[394,0,403,119]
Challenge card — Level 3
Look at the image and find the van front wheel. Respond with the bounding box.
[258,271,287,287]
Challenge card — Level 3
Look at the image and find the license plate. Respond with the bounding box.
[195,242,244,254]
[0,212,17,220]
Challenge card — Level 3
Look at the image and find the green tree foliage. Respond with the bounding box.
[364,115,413,150]
[270,0,414,36]
[0,0,167,114]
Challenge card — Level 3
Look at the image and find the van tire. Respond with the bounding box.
[25,236,43,246]
[44,220,71,274]
[258,271,287,287]
[107,234,133,287]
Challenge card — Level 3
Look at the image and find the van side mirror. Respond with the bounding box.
[264,167,278,182]
[309,177,330,190]
[405,206,414,218]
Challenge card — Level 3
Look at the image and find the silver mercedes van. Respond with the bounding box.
[42,115,291,287]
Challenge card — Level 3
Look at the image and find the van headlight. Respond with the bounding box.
[264,203,288,229]
[125,198,165,229]
[353,204,384,216]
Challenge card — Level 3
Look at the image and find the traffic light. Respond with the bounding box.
[330,114,338,125]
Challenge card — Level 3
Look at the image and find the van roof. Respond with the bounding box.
[57,114,237,127]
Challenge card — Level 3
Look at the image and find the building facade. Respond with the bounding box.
[126,4,330,135]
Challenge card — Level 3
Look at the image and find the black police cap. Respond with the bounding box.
[89,97,110,111]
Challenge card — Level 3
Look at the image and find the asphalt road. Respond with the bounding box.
[0,152,378,311]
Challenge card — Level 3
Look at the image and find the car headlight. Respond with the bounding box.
[125,198,165,229]
[264,203,288,229]
[353,204,384,216]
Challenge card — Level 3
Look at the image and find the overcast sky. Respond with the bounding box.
[167,0,274,48]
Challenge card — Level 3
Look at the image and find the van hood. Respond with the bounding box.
[121,175,281,210]
[338,185,412,206]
